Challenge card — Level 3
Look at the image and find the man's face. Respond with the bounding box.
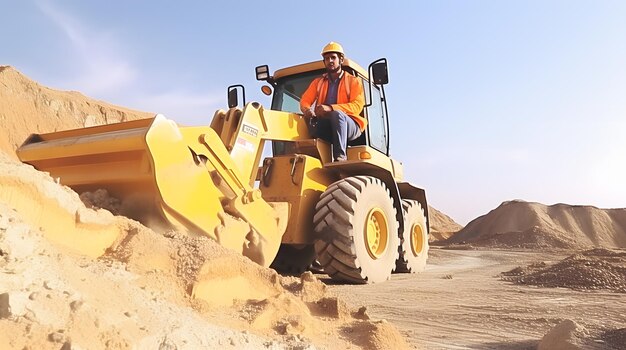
[323,53,342,73]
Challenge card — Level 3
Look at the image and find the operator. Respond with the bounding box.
[300,42,366,162]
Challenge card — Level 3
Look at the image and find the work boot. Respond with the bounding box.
[308,260,324,274]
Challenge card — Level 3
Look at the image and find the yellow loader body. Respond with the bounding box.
[17,57,430,284]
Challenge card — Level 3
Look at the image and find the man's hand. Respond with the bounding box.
[302,108,315,119]
[314,104,332,117]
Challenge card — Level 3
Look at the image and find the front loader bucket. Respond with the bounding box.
[17,115,284,266]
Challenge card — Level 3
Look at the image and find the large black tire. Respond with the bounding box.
[395,200,429,273]
[270,244,316,275]
[313,176,399,284]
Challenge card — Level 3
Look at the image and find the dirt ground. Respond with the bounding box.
[326,248,626,350]
[0,155,411,349]
[3,65,626,350]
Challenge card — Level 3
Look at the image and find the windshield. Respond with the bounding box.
[270,71,323,113]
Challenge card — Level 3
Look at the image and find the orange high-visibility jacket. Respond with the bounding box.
[300,71,367,131]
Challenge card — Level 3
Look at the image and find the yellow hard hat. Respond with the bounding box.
[321,42,344,56]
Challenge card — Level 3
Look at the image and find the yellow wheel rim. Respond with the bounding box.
[364,208,389,259]
[410,224,424,256]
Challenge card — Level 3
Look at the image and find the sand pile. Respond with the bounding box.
[538,320,591,350]
[537,320,626,350]
[0,155,411,349]
[0,66,152,159]
[428,206,462,242]
[0,65,412,349]
[502,248,626,293]
[447,200,626,249]
[0,200,276,349]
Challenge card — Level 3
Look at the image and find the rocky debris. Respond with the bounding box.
[276,316,307,335]
[538,319,588,350]
[48,329,68,344]
[340,319,410,350]
[310,297,350,319]
[352,306,370,320]
[79,189,121,215]
[296,272,327,303]
[537,320,626,350]
[502,248,626,292]
[599,328,626,349]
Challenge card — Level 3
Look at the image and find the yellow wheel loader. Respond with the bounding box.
[16,57,429,284]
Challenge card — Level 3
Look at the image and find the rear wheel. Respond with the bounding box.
[313,176,399,283]
[270,244,316,275]
[395,200,429,273]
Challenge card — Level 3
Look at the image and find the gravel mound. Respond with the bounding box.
[502,248,626,293]
[538,320,626,350]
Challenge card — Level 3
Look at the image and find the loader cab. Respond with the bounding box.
[257,58,390,158]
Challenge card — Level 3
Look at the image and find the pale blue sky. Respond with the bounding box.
[2,1,626,224]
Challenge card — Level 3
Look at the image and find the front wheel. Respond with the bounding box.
[313,176,399,284]
[270,244,316,275]
[395,200,429,273]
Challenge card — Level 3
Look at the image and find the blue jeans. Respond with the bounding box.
[310,110,361,160]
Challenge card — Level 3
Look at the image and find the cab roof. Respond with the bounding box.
[272,58,368,80]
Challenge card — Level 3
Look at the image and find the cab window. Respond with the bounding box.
[271,71,322,113]
[365,82,387,154]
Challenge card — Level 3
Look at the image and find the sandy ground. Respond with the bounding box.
[327,248,626,350]
[0,155,410,349]
[3,64,626,350]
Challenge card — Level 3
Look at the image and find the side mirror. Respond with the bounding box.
[370,59,389,85]
[227,84,245,108]
[365,58,389,107]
